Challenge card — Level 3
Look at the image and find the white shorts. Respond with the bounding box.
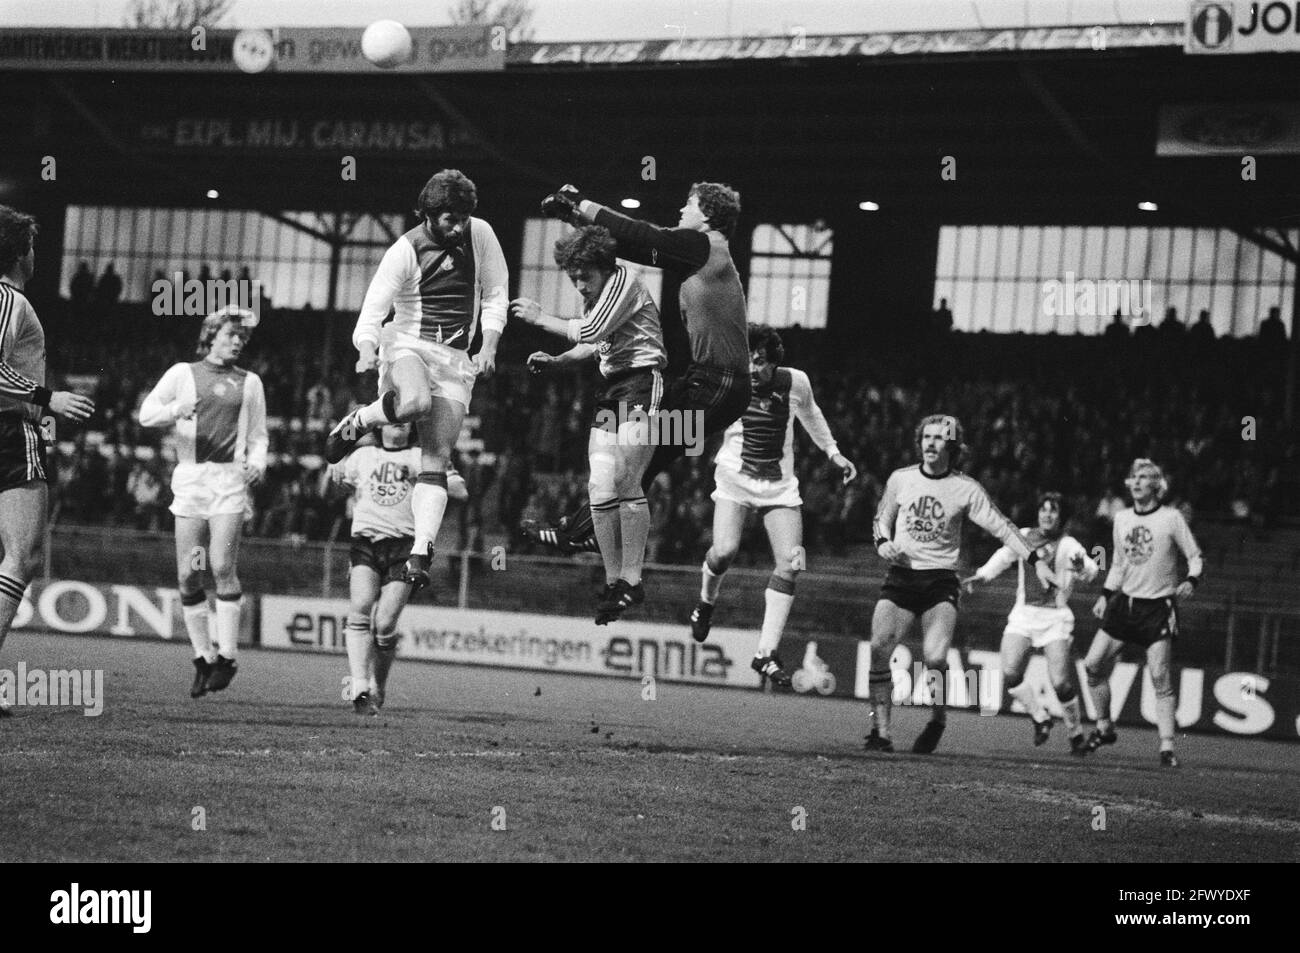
[711,465,802,511]
[170,462,250,521]
[380,333,477,412]
[1003,604,1075,649]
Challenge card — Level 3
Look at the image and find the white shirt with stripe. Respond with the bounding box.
[352,216,508,354]
[563,265,666,377]
[138,361,268,475]
[0,280,48,423]
[714,367,838,483]
[975,529,1099,609]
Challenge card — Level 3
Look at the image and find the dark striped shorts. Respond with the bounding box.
[0,414,47,492]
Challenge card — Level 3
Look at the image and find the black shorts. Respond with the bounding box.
[349,535,414,585]
[1101,594,1178,647]
[592,367,664,431]
[880,566,961,615]
[0,414,47,492]
[643,363,751,477]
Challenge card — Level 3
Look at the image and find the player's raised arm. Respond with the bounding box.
[965,480,1037,559]
[790,368,856,483]
[527,344,598,375]
[138,363,192,427]
[541,185,711,274]
[353,240,416,370]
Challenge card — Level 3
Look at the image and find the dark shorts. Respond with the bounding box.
[0,414,47,493]
[880,566,961,615]
[1101,594,1178,647]
[349,535,414,585]
[644,363,751,477]
[592,367,664,431]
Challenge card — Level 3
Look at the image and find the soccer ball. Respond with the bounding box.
[361,20,413,69]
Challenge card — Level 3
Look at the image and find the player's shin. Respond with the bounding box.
[1057,684,1083,737]
[618,496,650,586]
[1155,689,1176,751]
[590,499,622,584]
[1087,666,1113,733]
[357,390,400,430]
[701,555,725,604]
[374,631,399,695]
[411,472,449,556]
[181,589,215,661]
[756,573,795,656]
[344,614,372,696]
[867,649,894,738]
[926,661,949,724]
[214,592,241,659]
[0,572,27,651]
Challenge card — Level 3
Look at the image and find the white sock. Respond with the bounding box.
[1060,693,1083,737]
[618,497,650,587]
[182,600,215,662]
[214,596,241,658]
[1157,693,1176,749]
[701,558,724,604]
[1009,679,1046,722]
[756,578,795,655]
[345,616,372,696]
[411,476,449,555]
[591,501,622,584]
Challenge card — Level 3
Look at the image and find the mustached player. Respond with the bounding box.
[1081,459,1202,766]
[326,169,507,591]
[511,225,666,623]
[688,325,856,687]
[964,492,1098,753]
[330,423,421,715]
[139,306,266,697]
[865,415,1047,753]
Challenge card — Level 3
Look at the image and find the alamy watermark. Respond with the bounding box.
[1042,273,1152,323]
[152,272,264,320]
[0,663,104,716]
[594,401,705,457]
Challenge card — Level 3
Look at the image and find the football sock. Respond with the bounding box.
[618,497,650,587]
[927,662,949,724]
[1058,685,1083,737]
[1156,692,1176,749]
[1008,676,1046,723]
[0,572,27,654]
[345,614,372,696]
[756,574,795,656]
[180,589,215,661]
[374,631,399,694]
[411,472,448,556]
[1088,667,1113,733]
[590,500,622,585]
[701,556,725,604]
[214,592,241,658]
[868,664,893,738]
[357,391,399,430]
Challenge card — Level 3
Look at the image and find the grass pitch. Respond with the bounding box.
[1,632,1296,863]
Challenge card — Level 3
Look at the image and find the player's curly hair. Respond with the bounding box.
[554,225,618,274]
[415,169,478,220]
[914,413,965,467]
[0,205,38,275]
[1127,458,1168,501]
[690,182,741,238]
[748,324,784,366]
[196,305,256,357]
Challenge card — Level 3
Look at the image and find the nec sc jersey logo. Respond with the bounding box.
[368,462,413,507]
[1123,525,1155,565]
[905,495,946,543]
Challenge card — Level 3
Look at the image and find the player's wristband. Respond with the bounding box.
[1183,575,1199,590]
[31,385,52,407]
[874,535,889,550]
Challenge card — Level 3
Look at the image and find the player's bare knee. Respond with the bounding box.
[374,608,401,635]
[397,390,431,419]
